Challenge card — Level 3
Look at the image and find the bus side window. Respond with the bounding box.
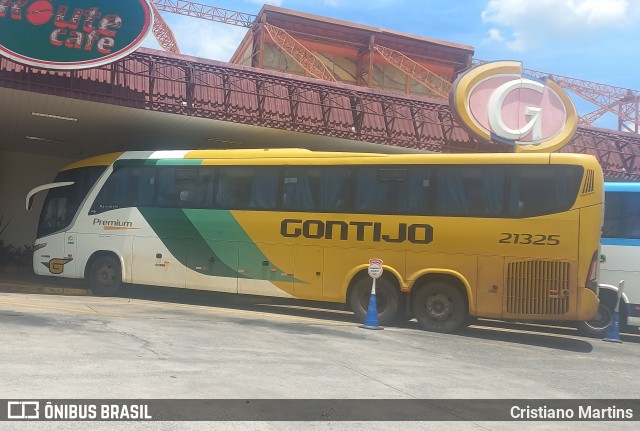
[508,166,582,218]
[156,167,178,208]
[355,167,398,213]
[90,166,134,213]
[283,168,316,211]
[134,167,156,207]
[623,192,640,239]
[195,167,217,208]
[398,167,431,215]
[319,168,350,212]
[249,168,279,210]
[435,168,469,215]
[481,168,505,216]
[174,168,198,208]
[602,193,624,238]
[216,167,253,209]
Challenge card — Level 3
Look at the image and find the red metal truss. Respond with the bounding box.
[579,103,617,127]
[373,44,452,99]
[150,1,640,136]
[263,24,336,82]
[150,0,256,27]
[151,3,181,54]
[2,49,639,179]
[150,2,336,82]
[538,73,639,134]
[149,2,640,136]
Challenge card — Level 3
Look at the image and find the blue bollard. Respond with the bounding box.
[602,311,621,343]
[360,278,383,330]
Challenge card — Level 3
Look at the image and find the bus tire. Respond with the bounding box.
[412,282,467,333]
[88,255,122,296]
[349,276,400,326]
[577,299,615,338]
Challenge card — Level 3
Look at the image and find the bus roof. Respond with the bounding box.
[61,149,601,169]
[62,152,123,171]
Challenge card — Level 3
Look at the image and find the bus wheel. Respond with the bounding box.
[577,301,614,338]
[88,255,122,296]
[349,277,400,326]
[412,282,467,333]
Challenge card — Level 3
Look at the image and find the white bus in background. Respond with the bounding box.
[580,182,640,337]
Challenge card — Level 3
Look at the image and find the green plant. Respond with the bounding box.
[0,215,33,268]
[0,214,16,266]
[14,244,35,268]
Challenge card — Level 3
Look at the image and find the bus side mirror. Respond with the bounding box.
[25,181,75,211]
[26,195,35,211]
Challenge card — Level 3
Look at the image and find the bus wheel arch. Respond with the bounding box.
[577,287,622,337]
[346,270,403,326]
[85,252,123,296]
[410,273,470,333]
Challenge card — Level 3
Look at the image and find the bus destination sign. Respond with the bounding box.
[0,0,152,70]
[450,61,578,153]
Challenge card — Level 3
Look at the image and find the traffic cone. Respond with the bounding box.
[603,280,624,343]
[360,279,383,330]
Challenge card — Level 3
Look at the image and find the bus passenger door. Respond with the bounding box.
[63,232,78,277]
[476,255,504,319]
[237,243,294,298]
[294,246,324,301]
[132,237,186,288]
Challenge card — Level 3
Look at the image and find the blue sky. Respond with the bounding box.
[143,0,640,131]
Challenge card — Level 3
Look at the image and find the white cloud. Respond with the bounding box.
[144,16,249,62]
[174,19,248,61]
[487,28,504,42]
[482,0,639,51]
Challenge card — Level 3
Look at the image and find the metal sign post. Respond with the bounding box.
[361,258,384,330]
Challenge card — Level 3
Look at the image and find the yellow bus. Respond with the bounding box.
[26,149,603,332]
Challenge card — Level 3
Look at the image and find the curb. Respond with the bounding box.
[0,283,91,296]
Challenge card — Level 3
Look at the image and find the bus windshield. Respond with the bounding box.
[37,166,106,238]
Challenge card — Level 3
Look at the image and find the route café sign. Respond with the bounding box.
[450,61,578,153]
[0,0,152,70]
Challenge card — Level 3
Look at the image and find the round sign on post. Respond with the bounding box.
[0,0,153,70]
[361,258,384,330]
[368,258,383,279]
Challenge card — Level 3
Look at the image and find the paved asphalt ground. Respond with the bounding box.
[1,274,639,431]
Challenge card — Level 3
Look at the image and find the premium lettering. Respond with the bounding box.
[280,219,433,244]
[93,218,132,228]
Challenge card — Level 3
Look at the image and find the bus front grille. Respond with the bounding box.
[506,260,570,315]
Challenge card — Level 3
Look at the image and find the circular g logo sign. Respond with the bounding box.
[450,61,577,153]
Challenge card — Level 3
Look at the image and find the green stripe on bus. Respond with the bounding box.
[138,208,296,283]
[155,159,203,166]
[139,208,238,279]
[114,159,203,168]
[184,210,297,283]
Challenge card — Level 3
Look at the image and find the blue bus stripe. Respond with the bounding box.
[601,238,640,246]
[626,303,640,318]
